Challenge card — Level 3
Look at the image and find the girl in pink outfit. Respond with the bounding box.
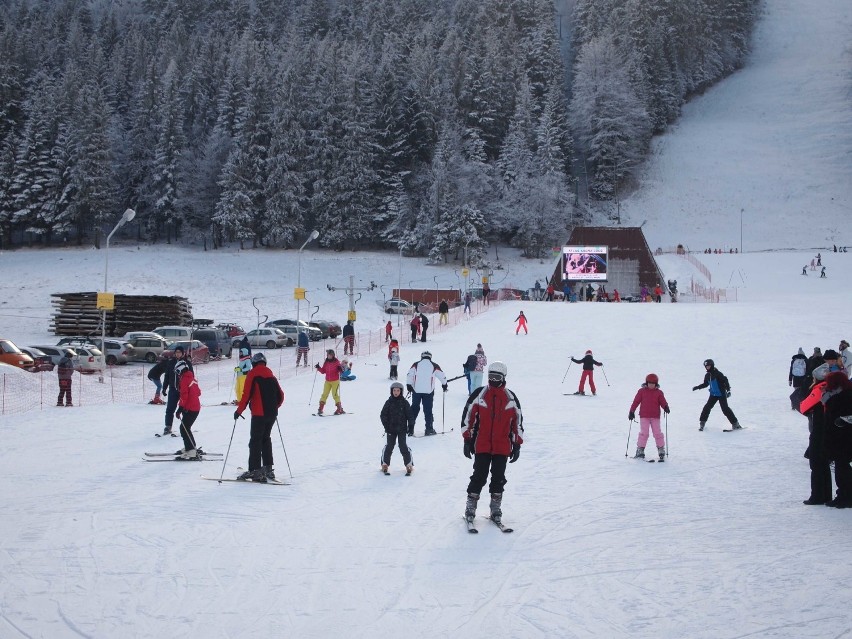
[628,373,670,461]
[515,311,528,334]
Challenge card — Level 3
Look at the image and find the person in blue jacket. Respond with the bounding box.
[693,359,741,431]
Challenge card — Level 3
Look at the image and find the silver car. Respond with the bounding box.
[59,337,136,365]
[244,328,291,348]
[128,336,170,363]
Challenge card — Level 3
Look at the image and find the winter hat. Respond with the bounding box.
[585,349,592,355]
[797,348,805,355]
[645,373,659,384]
[251,352,267,365]
[823,349,840,361]
[475,343,484,353]
[841,340,850,350]
[240,348,249,357]
[813,347,822,355]
[174,346,185,355]
[390,381,404,392]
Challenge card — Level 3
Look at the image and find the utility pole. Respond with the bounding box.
[326,276,377,326]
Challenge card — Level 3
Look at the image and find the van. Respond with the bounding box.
[152,326,194,341]
[193,328,233,358]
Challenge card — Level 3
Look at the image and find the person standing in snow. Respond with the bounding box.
[234,347,253,403]
[515,310,528,335]
[463,291,472,314]
[466,343,487,394]
[315,349,344,415]
[162,345,189,436]
[406,351,447,436]
[174,360,202,459]
[571,350,603,395]
[838,340,851,377]
[342,320,355,356]
[147,359,167,404]
[629,373,670,461]
[234,352,285,482]
[802,265,808,276]
[56,349,75,407]
[822,372,852,508]
[380,382,413,475]
[692,359,741,431]
[461,361,523,526]
[799,364,833,505]
[296,329,310,367]
[438,300,449,325]
[409,314,420,343]
[385,320,393,342]
[389,345,400,380]
[820,266,827,278]
[789,347,810,409]
[463,350,479,394]
[419,313,429,342]
[654,284,663,303]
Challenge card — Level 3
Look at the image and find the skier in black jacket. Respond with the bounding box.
[692,359,741,431]
[380,382,413,475]
[570,350,603,395]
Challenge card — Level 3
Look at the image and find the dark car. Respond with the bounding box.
[20,347,55,372]
[194,328,233,359]
[309,320,341,339]
[217,323,247,348]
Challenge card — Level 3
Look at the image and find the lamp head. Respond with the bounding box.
[122,208,136,223]
[309,230,320,241]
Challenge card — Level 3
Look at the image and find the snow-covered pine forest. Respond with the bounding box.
[0,0,758,256]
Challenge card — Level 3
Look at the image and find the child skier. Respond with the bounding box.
[692,359,741,431]
[515,311,528,335]
[380,382,413,475]
[389,346,400,380]
[628,373,670,461]
[234,347,252,403]
[174,360,202,459]
[315,349,344,415]
[385,320,393,342]
[340,359,356,381]
[571,350,603,395]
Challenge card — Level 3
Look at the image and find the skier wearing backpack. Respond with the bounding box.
[692,359,741,431]
[789,347,810,409]
[629,373,670,461]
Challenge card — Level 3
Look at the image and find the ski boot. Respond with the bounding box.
[699,421,706,431]
[405,464,413,476]
[634,446,645,459]
[334,403,345,415]
[573,390,585,395]
[658,446,666,462]
[489,493,503,525]
[464,493,479,522]
[179,449,198,460]
[731,422,743,430]
[381,463,389,474]
[162,427,173,436]
[317,401,325,416]
[262,465,276,481]
[237,468,266,483]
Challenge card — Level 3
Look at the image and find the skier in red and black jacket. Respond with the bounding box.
[234,352,285,482]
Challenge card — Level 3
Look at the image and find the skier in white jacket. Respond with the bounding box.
[406,351,448,436]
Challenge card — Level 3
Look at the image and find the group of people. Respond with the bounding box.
[802,252,828,277]
[791,341,852,508]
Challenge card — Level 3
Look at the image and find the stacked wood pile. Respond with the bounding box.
[51,293,193,336]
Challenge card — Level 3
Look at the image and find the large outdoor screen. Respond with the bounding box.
[562,246,608,281]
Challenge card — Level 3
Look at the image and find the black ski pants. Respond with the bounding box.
[467,453,508,495]
[834,455,852,502]
[179,410,199,451]
[164,389,179,430]
[382,432,412,467]
[248,415,275,471]
[699,395,738,425]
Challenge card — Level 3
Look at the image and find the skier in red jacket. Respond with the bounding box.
[628,373,670,461]
[175,360,202,459]
[461,361,524,526]
[234,353,285,482]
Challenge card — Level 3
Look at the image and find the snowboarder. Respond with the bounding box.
[315,349,344,415]
[147,359,167,404]
[515,310,528,335]
[234,352,285,482]
[174,360,202,459]
[461,361,524,527]
[419,313,429,342]
[380,382,413,475]
[628,373,670,461]
[296,328,310,367]
[56,349,75,406]
[789,347,810,409]
[389,346,400,380]
[234,347,252,402]
[342,320,355,356]
[692,359,741,431]
[406,351,448,436]
[570,350,603,395]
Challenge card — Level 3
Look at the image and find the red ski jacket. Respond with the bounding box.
[462,385,523,456]
[178,371,202,412]
[237,364,284,418]
[629,385,669,419]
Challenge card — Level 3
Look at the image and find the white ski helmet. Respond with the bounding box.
[488,361,508,378]
[421,351,432,359]
[174,360,188,375]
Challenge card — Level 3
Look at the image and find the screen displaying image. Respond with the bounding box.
[563,246,608,281]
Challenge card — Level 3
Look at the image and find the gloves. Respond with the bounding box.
[175,408,183,419]
[162,389,167,397]
[692,386,700,391]
[663,406,670,414]
[406,384,414,394]
[726,391,731,398]
[442,384,448,393]
[314,363,321,370]
[509,443,520,463]
[628,412,635,421]
[463,439,473,459]
[233,411,241,421]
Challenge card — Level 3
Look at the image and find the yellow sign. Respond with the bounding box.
[462,268,469,277]
[96,292,115,311]
[481,276,489,284]
[347,310,357,322]
[294,287,306,300]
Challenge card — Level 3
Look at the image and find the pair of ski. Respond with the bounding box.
[143,451,220,462]
[465,516,513,534]
[312,412,352,417]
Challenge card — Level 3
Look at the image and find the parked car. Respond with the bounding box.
[217,323,247,348]
[19,346,54,372]
[123,331,164,341]
[152,326,194,341]
[128,336,170,363]
[265,319,322,341]
[160,340,210,365]
[194,328,233,359]
[244,328,291,348]
[58,337,136,365]
[38,344,103,373]
[383,298,415,315]
[0,338,35,371]
[30,345,78,367]
[309,320,342,339]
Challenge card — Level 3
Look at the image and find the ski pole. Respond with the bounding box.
[218,416,241,483]
[624,418,634,457]
[275,418,293,479]
[308,367,319,405]
[562,361,573,383]
[601,365,610,387]
[441,389,446,434]
[665,413,669,457]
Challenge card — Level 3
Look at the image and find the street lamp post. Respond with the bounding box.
[296,230,320,328]
[740,208,744,253]
[100,208,135,381]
